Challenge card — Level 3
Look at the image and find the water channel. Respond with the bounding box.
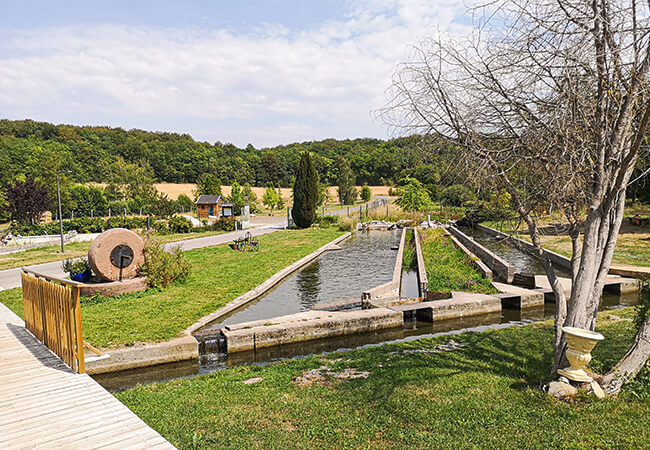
[93,225,642,392]
[459,226,564,275]
[203,229,402,330]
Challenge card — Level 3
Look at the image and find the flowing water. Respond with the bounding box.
[203,229,402,330]
[459,226,569,276]
[93,226,642,392]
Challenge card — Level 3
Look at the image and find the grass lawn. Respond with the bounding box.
[0,228,342,348]
[421,228,496,294]
[483,219,650,267]
[0,230,226,271]
[115,307,650,449]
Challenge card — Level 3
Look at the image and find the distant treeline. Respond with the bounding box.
[0,119,442,188]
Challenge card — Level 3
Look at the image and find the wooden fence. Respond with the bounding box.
[21,269,85,373]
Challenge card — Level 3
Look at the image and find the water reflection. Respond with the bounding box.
[297,260,321,309]
[205,230,403,329]
[460,226,569,276]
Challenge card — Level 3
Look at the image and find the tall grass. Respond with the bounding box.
[420,228,496,295]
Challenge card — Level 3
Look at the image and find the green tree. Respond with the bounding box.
[292,152,318,228]
[336,156,357,205]
[176,194,195,213]
[360,185,372,202]
[195,173,222,199]
[262,184,280,214]
[396,177,433,212]
[228,182,245,215]
[243,183,260,213]
[276,188,285,209]
[441,184,476,207]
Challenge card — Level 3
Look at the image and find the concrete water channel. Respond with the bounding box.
[92,225,642,392]
[204,229,402,329]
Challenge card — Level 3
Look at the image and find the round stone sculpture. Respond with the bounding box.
[88,228,145,281]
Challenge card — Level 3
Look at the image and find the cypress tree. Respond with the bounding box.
[292,151,318,228]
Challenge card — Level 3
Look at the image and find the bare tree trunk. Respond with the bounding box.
[601,314,650,395]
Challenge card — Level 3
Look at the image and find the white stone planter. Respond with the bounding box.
[557,326,605,382]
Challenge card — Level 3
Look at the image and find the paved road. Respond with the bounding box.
[0,217,286,292]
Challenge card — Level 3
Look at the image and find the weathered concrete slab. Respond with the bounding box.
[312,297,363,311]
[493,282,545,308]
[362,228,406,304]
[79,276,147,297]
[86,335,198,375]
[429,292,501,321]
[223,308,403,353]
[534,274,640,302]
[447,233,493,281]
[414,227,428,297]
[609,264,650,281]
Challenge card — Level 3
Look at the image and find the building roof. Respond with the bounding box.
[196,194,222,205]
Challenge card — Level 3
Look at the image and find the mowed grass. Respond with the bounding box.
[0,230,227,271]
[421,228,496,294]
[116,307,650,449]
[0,228,342,348]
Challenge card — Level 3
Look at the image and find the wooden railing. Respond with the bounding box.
[21,268,86,373]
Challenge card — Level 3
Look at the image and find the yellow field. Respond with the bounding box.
[153,183,390,201]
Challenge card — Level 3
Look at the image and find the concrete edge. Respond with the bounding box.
[475,224,573,271]
[446,231,494,281]
[413,227,428,296]
[184,231,352,334]
[362,227,406,301]
[448,226,515,283]
[85,335,198,375]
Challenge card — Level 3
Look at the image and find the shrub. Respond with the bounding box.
[315,215,339,228]
[167,216,193,233]
[139,235,192,289]
[338,217,356,231]
[441,184,476,207]
[360,185,372,202]
[61,257,90,275]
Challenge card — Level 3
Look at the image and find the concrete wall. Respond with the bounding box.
[429,293,501,321]
[86,335,198,375]
[475,224,573,271]
[362,228,406,303]
[448,226,515,283]
[413,227,428,297]
[447,232,493,281]
[223,309,404,353]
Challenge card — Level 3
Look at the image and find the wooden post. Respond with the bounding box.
[72,286,85,373]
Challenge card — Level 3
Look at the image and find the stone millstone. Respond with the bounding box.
[88,228,145,281]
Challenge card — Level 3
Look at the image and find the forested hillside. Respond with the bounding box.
[0,119,440,188]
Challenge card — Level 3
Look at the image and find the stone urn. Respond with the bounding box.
[557,326,605,383]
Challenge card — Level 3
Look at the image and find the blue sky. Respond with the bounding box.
[0,1,471,147]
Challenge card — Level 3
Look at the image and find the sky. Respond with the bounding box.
[0,1,473,148]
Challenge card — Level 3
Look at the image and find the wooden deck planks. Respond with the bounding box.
[0,302,175,449]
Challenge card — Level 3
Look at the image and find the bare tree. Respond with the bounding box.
[380,0,650,393]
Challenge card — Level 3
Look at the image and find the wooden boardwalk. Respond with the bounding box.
[0,303,174,449]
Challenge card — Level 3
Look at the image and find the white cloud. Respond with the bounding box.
[0,1,473,147]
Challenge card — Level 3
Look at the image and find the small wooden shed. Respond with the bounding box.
[196,195,232,219]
